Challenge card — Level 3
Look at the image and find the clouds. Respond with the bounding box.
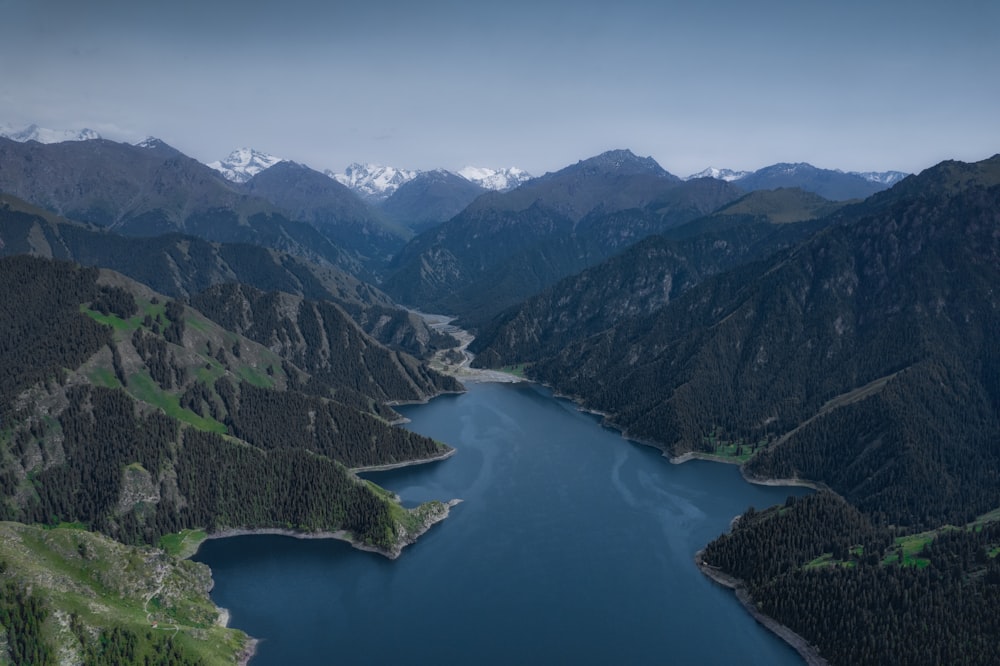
[2,1,998,175]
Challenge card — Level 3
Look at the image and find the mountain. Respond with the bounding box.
[379,168,487,234]
[703,187,845,226]
[243,160,407,274]
[207,146,284,183]
[733,162,887,200]
[383,149,741,323]
[133,135,186,157]
[685,166,751,181]
[501,155,1000,528]
[458,165,533,191]
[0,193,453,358]
[0,253,461,661]
[471,193,841,368]
[329,163,418,203]
[190,282,460,404]
[687,165,909,190]
[849,169,909,186]
[0,136,365,273]
[0,123,101,143]
[0,253,458,550]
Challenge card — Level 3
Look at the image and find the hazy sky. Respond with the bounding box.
[2,0,998,176]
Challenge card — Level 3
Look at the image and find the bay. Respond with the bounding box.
[195,381,809,664]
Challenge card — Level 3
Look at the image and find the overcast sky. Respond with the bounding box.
[2,0,998,177]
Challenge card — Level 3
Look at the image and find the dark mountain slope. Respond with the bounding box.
[462,148,681,220]
[471,215,831,367]
[244,161,406,275]
[384,150,743,320]
[0,137,360,273]
[0,195,452,358]
[522,156,1000,528]
[191,282,460,403]
[0,255,453,554]
[380,169,487,235]
[705,187,846,225]
[733,162,886,201]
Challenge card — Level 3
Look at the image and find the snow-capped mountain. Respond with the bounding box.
[0,123,101,143]
[327,163,419,203]
[849,170,909,186]
[208,148,284,183]
[458,166,533,191]
[685,167,751,182]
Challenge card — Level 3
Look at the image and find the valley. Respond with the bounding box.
[0,131,997,665]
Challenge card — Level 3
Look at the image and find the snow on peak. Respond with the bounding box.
[135,136,164,149]
[849,170,910,186]
[327,163,419,202]
[0,123,101,143]
[685,167,751,182]
[458,166,533,191]
[207,147,284,183]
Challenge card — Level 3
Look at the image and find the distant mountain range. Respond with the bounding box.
[687,163,910,198]
[4,122,908,202]
[327,162,533,202]
[0,123,101,143]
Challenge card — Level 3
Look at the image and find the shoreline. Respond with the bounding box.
[411,309,525,384]
[695,550,829,666]
[196,498,463,560]
[351,446,457,473]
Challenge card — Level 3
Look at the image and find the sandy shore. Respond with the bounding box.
[413,311,525,384]
[695,550,829,666]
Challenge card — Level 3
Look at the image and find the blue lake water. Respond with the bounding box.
[194,381,809,664]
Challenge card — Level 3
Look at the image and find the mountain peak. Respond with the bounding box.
[685,166,752,182]
[327,163,419,203]
[458,166,533,191]
[569,149,675,179]
[0,123,101,143]
[207,147,284,183]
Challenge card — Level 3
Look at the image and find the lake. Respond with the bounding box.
[194,381,809,664]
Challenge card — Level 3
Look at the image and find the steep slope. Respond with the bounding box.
[207,146,284,183]
[244,161,406,274]
[457,165,533,191]
[0,136,360,273]
[329,163,418,203]
[524,156,1000,528]
[190,282,461,403]
[733,162,887,201]
[471,214,832,367]
[379,168,487,234]
[0,195,452,358]
[0,255,457,557]
[384,150,742,321]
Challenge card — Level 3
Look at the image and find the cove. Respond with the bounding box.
[194,381,810,665]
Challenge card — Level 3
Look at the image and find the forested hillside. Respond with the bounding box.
[471,156,1000,665]
[0,256,453,550]
[383,150,743,323]
[0,195,454,358]
[471,205,835,366]
[700,495,1000,665]
[191,282,460,405]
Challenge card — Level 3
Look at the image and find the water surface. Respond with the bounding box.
[195,382,808,664]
